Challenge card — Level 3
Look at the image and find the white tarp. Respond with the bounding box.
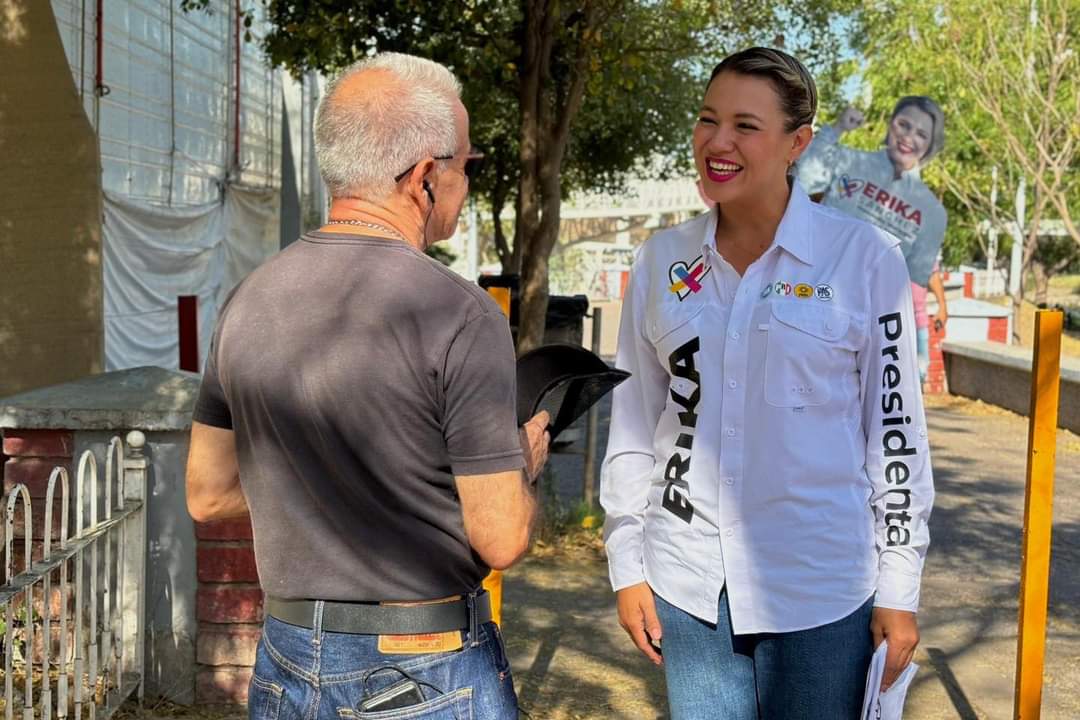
[103,186,280,371]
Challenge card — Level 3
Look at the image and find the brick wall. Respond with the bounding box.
[195,517,262,704]
[927,320,947,395]
[1,429,74,631]
[988,317,1009,344]
[2,430,74,552]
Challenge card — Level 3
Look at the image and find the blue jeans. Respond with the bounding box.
[654,589,874,720]
[249,608,518,719]
[917,326,930,382]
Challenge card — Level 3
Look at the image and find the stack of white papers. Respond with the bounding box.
[860,640,919,720]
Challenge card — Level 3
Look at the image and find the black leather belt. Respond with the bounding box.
[265,592,492,636]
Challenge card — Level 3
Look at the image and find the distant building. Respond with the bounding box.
[1,1,323,396]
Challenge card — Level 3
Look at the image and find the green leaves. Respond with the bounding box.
[853,0,1080,268]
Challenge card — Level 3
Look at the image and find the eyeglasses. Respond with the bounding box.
[394,146,485,184]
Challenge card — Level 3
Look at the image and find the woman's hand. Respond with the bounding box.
[616,582,663,666]
[871,607,919,690]
[836,106,866,134]
[933,307,949,332]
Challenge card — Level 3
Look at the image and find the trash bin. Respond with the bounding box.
[478,274,589,347]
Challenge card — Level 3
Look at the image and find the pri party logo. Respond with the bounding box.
[668,255,711,301]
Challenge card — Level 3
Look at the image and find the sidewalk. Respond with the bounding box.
[503,394,1080,719]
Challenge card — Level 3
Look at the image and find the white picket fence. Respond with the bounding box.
[0,433,147,718]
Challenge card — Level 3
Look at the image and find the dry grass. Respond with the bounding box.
[1014,299,1080,357]
[114,699,244,719]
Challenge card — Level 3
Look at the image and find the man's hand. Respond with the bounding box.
[836,106,865,133]
[871,607,919,690]
[520,411,551,484]
[616,582,663,666]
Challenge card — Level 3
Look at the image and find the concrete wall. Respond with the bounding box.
[943,341,1080,434]
[74,430,198,704]
[0,1,103,397]
[1,367,206,704]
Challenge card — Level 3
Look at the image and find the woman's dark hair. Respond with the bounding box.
[708,47,817,133]
[889,96,946,163]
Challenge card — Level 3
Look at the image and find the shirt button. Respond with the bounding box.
[728,379,737,389]
[725,477,734,486]
[726,428,736,437]
[730,331,740,340]
[725,529,734,537]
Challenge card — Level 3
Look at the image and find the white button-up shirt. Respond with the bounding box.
[601,182,934,635]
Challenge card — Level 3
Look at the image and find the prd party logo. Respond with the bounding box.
[668,255,711,301]
[839,175,864,198]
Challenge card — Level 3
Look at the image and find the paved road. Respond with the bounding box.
[505,395,1080,719]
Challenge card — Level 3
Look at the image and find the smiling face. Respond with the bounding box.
[693,71,811,206]
[886,105,934,172]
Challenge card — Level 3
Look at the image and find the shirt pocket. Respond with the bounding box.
[764,302,852,408]
[645,299,707,346]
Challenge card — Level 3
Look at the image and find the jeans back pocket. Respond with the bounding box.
[338,686,473,719]
[248,675,283,720]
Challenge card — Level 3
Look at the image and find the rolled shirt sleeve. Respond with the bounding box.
[441,310,525,477]
[600,254,670,591]
[859,242,935,612]
[193,332,234,430]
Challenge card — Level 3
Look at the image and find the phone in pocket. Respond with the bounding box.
[359,679,426,712]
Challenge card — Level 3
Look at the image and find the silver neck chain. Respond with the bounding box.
[325,219,407,242]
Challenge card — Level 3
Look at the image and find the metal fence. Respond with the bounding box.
[0,432,147,718]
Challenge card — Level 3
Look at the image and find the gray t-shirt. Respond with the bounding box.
[194,231,525,602]
[796,126,947,287]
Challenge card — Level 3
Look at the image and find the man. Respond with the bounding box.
[186,53,549,719]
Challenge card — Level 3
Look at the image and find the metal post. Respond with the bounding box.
[583,308,603,507]
[481,287,512,626]
[121,431,148,702]
[1014,310,1063,720]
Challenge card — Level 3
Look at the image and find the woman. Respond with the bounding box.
[798,98,950,386]
[600,48,934,719]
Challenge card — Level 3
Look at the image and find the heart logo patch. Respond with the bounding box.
[668,255,711,301]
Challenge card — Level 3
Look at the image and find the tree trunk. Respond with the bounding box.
[490,183,514,275]
[1030,258,1050,306]
[1011,192,1049,343]
[518,166,565,354]
[514,0,600,354]
[513,0,547,352]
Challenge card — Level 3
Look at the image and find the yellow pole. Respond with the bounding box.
[1014,310,1064,720]
[482,285,513,626]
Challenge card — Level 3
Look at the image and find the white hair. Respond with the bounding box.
[315,53,462,200]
